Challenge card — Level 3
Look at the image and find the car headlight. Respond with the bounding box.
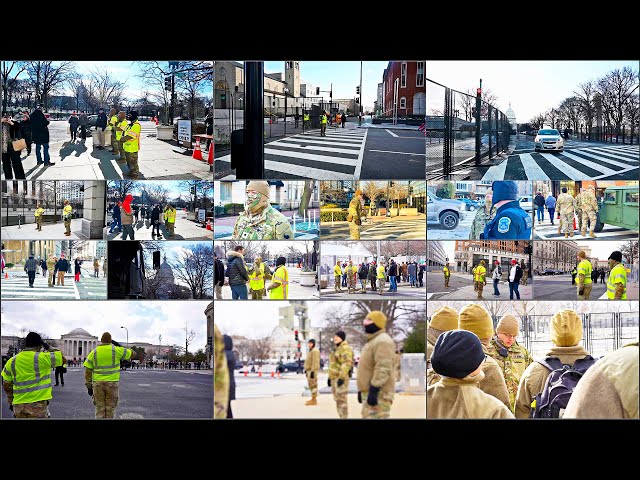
[534,137,540,143]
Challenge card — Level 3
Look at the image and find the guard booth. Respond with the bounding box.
[108,241,146,299]
[400,353,426,393]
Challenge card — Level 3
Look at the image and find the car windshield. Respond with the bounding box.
[538,129,559,136]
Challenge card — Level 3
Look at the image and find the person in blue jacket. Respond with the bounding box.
[481,181,532,240]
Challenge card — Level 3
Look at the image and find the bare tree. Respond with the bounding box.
[597,67,639,137]
[362,181,383,214]
[620,241,638,269]
[175,61,213,119]
[135,61,173,123]
[184,322,198,364]
[298,180,315,217]
[248,337,273,365]
[171,243,214,299]
[624,93,639,141]
[89,67,127,113]
[459,90,475,122]
[26,61,75,108]
[1,61,27,111]
[319,181,346,204]
[575,80,597,138]
[529,113,547,130]
[107,180,138,201]
[480,301,511,325]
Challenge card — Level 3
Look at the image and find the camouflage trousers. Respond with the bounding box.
[334,276,342,291]
[36,217,42,230]
[361,391,394,419]
[166,221,175,238]
[331,381,349,419]
[13,400,50,418]
[560,213,574,235]
[578,282,592,300]
[125,151,139,177]
[476,281,484,298]
[575,209,583,231]
[93,381,120,418]
[377,278,385,294]
[111,133,119,153]
[306,372,318,397]
[581,210,597,235]
[48,270,55,287]
[347,276,356,292]
[64,219,71,234]
[348,222,360,240]
[444,276,449,287]
[251,288,264,300]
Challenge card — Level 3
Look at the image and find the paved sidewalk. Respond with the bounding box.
[106,212,212,240]
[1,218,103,240]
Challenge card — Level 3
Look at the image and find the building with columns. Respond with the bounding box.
[59,328,98,363]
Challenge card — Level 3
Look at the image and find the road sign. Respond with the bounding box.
[198,208,206,222]
[177,119,191,142]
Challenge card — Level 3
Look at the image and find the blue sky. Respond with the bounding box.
[264,61,390,110]
[427,60,638,123]
[108,180,209,200]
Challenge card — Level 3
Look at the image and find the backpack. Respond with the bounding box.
[530,356,597,418]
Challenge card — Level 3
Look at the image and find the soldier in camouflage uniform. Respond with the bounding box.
[347,189,364,240]
[427,306,459,386]
[214,324,229,419]
[357,311,396,419]
[328,331,354,418]
[574,188,584,233]
[232,181,294,240]
[346,260,358,293]
[486,314,533,412]
[580,186,598,238]
[304,339,320,405]
[469,191,496,239]
[556,187,576,237]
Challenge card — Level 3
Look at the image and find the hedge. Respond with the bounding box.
[320,211,349,222]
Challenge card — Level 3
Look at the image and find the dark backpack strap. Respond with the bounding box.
[536,357,564,372]
[572,355,597,372]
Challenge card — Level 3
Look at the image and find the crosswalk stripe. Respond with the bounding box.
[481,156,509,180]
[580,148,639,163]
[519,153,549,180]
[264,148,360,166]
[284,135,364,146]
[551,152,614,177]
[562,149,632,170]
[538,153,591,179]
[558,151,618,176]
[269,141,362,155]
[263,160,354,179]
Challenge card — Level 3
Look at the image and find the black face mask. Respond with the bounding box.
[364,323,381,334]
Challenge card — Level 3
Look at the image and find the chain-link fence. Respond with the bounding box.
[426,79,512,180]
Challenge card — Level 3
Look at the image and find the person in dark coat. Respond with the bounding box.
[96,107,108,149]
[388,259,398,292]
[534,191,545,223]
[109,202,122,233]
[1,112,26,179]
[226,246,249,300]
[79,111,88,140]
[41,258,48,277]
[74,258,83,282]
[151,204,161,237]
[223,334,236,418]
[358,262,369,292]
[68,112,79,141]
[341,112,347,128]
[214,253,225,299]
[19,111,32,155]
[30,105,54,166]
[418,263,425,287]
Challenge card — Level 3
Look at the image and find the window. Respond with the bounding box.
[625,191,638,204]
[220,183,232,202]
[416,61,425,87]
[400,97,406,109]
[605,191,617,203]
[413,92,426,115]
[400,62,407,88]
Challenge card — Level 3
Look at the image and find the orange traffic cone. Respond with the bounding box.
[192,138,203,161]
[258,371,262,377]
[573,217,576,230]
[244,370,248,377]
[271,371,275,378]
[4,271,8,279]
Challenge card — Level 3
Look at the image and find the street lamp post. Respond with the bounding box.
[120,325,128,347]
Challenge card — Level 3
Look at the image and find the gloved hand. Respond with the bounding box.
[87,387,93,397]
[367,385,381,406]
[337,379,345,387]
[310,372,315,379]
[9,404,13,411]
[111,340,121,347]
[327,378,331,387]
[357,392,362,404]
[42,342,50,351]
[579,288,584,296]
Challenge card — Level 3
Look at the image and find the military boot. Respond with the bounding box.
[589,231,596,238]
[305,396,317,406]
[564,233,569,238]
[557,226,562,234]
[569,232,574,237]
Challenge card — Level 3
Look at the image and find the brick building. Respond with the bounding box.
[382,61,426,117]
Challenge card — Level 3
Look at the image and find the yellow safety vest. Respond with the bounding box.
[35,207,44,217]
[270,265,289,299]
[304,114,310,121]
[577,260,592,284]
[443,266,449,277]
[334,265,342,276]
[109,115,118,128]
[607,263,627,299]
[377,265,385,279]
[321,115,327,124]
[250,263,266,291]
[63,205,72,219]
[115,119,128,140]
[1,350,63,405]
[475,266,486,282]
[165,208,176,224]
[123,121,141,152]
[84,344,132,382]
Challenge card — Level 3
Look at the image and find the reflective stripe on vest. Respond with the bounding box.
[377,266,385,279]
[250,263,265,290]
[577,260,592,284]
[270,266,289,299]
[90,344,129,381]
[8,351,59,404]
[116,120,128,140]
[607,263,627,299]
[123,122,141,152]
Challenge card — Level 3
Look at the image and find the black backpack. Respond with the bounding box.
[530,356,597,418]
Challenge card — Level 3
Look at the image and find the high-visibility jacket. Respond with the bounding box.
[607,263,627,299]
[347,265,358,277]
[164,208,176,224]
[577,260,592,285]
[334,264,342,276]
[321,114,327,125]
[116,119,128,140]
[1,350,63,405]
[123,121,141,153]
[474,265,486,282]
[270,265,289,299]
[377,265,385,279]
[84,344,133,382]
[109,115,118,132]
[62,204,73,219]
[35,207,44,218]
[443,266,450,277]
[250,263,266,291]
[304,114,309,121]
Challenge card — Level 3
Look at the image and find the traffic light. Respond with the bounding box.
[164,76,172,91]
[294,330,299,341]
[316,87,320,96]
[356,86,360,95]
[207,336,213,347]
[190,186,196,195]
[471,107,476,118]
[79,185,85,193]
[355,98,359,104]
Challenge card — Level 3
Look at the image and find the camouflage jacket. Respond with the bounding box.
[486,337,533,411]
[304,348,320,373]
[574,192,583,211]
[357,329,396,393]
[232,205,293,240]
[469,206,496,239]
[556,193,575,215]
[214,325,229,419]
[328,340,354,381]
[581,191,598,211]
[348,197,363,223]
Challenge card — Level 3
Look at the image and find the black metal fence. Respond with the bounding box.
[1,193,83,227]
[574,124,639,145]
[426,79,511,179]
[263,95,338,139]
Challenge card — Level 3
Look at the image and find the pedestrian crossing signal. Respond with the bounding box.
[164,76,172,91]
[316,87,320,95]
[356,86,360,94]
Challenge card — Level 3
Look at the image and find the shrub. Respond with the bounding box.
[224,203,244,215]
[321,211,348,222]
[322,203,338,209]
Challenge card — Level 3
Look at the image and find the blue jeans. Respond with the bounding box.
[231,285,248,300]
[35,143,50,164]
[109,217,122,233]
[389,276,397,291]
[409,274,416,286]
[493,278,500,296]
[509,281,520,300]
[547,208,555,224]
[536,207,543,221]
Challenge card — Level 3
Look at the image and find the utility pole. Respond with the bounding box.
[170,63,176,125]
[359,61,363,125]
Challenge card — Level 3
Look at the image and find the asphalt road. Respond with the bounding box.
[426,272,474,293]
[0,367,213,419]
[359,128,426,179]
[533,274,607,300]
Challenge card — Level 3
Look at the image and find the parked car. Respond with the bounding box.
[458,198,482,211]
[234,361,244,370]
[87,115,98,128]
[276,362,302,373]
[518,195,533,212]
[534,128,564,152]
[427,192,466,230]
